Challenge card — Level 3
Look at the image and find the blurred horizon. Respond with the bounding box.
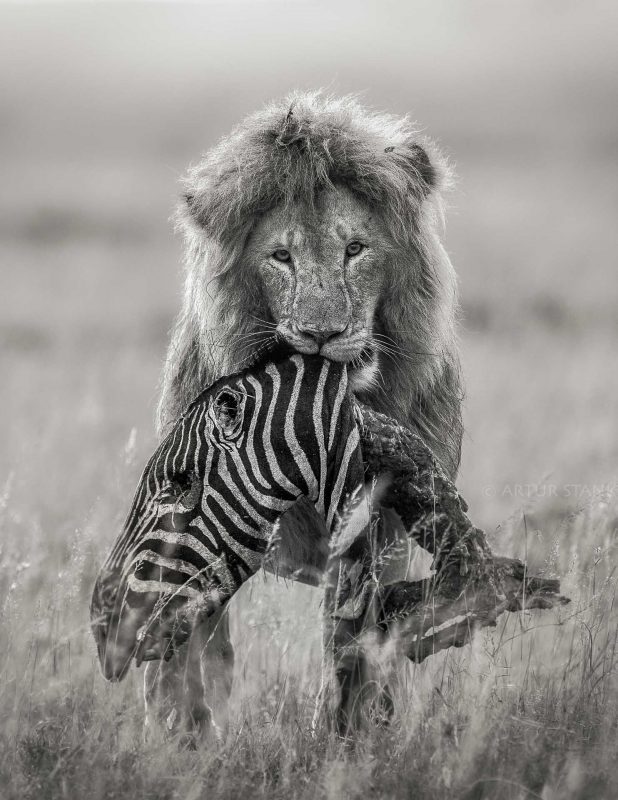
[1,1,617,530]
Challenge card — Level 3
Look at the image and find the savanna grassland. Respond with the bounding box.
[1,3,617,798]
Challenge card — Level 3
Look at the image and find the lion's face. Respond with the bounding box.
[244,186,389,391]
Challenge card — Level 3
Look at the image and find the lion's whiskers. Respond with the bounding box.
[248,314,278,330]
[372,333,439,360]
[231,333,279,370]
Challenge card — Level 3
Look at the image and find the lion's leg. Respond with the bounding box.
[143,646,212,746]
[330,617,371,736]
[314,580,348,735]
[198,606,234,727]
[315,559,393,737]
[143,607,233,745]
[316,507,414,735]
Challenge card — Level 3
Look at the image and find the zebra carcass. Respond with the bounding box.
[90,352,568,686]
[91,354,366,682]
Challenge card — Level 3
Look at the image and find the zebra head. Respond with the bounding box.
[91,354,365,681]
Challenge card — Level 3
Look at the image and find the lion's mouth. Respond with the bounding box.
[348,347,379,393]
[241,335,294,370]
[241,332,377,391]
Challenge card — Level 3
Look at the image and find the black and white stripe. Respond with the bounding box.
[91,354,366,678]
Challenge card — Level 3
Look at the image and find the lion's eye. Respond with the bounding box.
[272,249,291,263]
[346,241,363,257]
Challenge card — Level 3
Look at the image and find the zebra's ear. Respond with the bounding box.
[213,390,241,433]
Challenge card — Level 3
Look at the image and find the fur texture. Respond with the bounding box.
[159,91,463,477]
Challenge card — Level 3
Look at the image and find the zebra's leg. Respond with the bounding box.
[143,606,232,745]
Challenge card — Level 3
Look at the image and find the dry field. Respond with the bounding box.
[1,3,617,798]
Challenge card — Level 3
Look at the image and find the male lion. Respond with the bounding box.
[145,91,463,739]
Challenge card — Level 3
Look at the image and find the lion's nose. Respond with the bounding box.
[295,324,347,347]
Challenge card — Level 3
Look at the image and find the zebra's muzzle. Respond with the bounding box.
[92,600,144,682]
[91,571,218,680]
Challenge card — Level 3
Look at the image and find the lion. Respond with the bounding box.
[144,91,463,740]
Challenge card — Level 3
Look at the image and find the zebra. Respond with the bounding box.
[91,352,380,738]
[91,351,566,741]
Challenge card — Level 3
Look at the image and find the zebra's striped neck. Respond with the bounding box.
[91,354,366,681]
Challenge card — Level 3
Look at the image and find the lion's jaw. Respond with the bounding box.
[246,187,388,392]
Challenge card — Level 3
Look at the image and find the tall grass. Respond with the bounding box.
[1,404,616,798]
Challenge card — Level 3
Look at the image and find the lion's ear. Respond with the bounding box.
[404,142,438,196]
[384,140,439,198]
[183,192,198,218]
[409,144,437,190]
[182,191,211,231]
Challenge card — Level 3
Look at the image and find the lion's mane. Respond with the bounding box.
[159,91,463,478]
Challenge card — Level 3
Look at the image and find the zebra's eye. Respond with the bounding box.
[272,249,291,263]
